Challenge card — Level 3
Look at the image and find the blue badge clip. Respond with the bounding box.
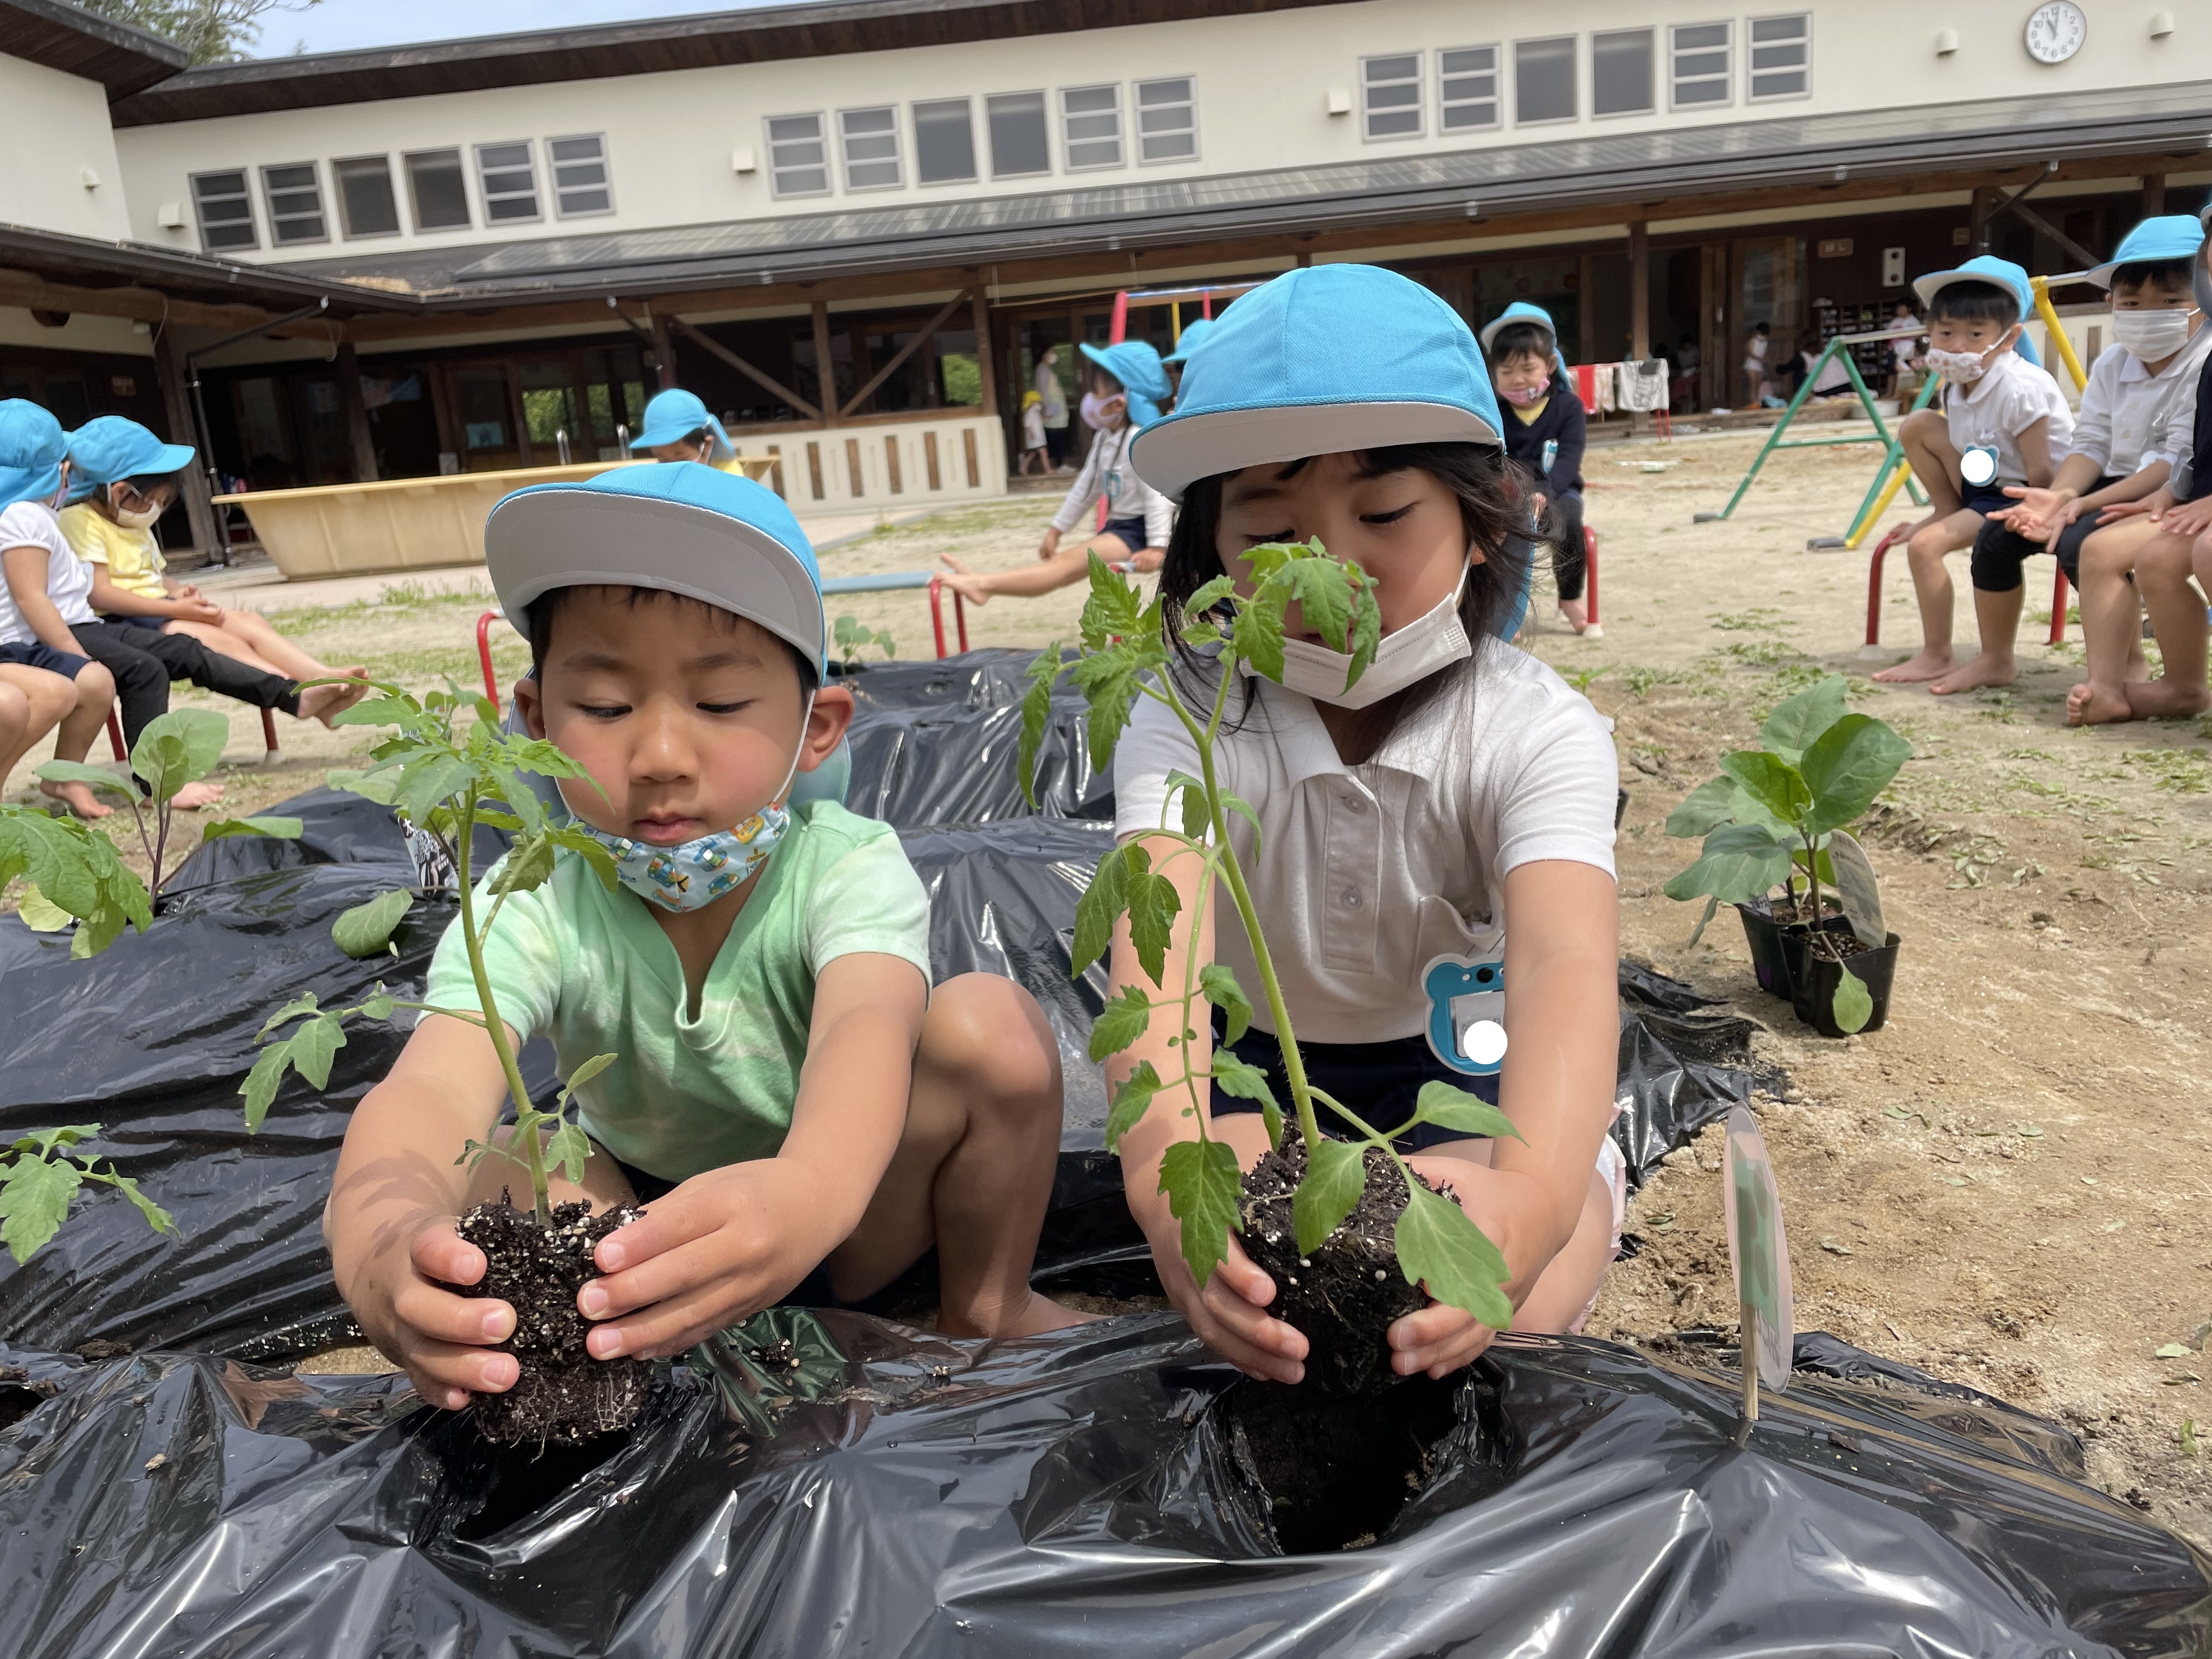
[1421,952,1508,1077]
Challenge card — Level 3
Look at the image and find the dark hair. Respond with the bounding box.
[2111,258,2196,295]
[1487,320,1555,365]
[1091,364,1125,396]
[527,583,816,692]
[1158,442,1532,754]
[1928,279,2020,329]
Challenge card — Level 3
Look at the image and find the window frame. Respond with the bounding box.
[258,160,328,247]
[1512,34,1579,127]
[546,132,616,219]
[473,139,543,225]
[402,147,473,232]
[1589,26,1656,119]
[985,89,1053,179]
[1668,19,1735,111]
[331,154,400,240]
[836,105,905,193]
[189,167,258,253]
[1436,43,1501,134]
[911,96,979,186]
[1359,52,1425,143]
[1058,82,1125,172]
[765,111,832,199]
[1133,74,1199,164]
[1746,12,1813,103]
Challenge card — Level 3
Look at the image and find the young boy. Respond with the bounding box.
[59,417,366,693]
[0,401,122,819]
[938,341,1173,606]
[2066,210,2212,723]
[326,464,1086,1410]
[629,387,744,471]
[1872,256,2074,689]
[1482,303,1594,635]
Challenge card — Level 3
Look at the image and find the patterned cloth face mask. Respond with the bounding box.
[571,695,814,913]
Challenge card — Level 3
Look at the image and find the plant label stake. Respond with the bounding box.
[1723,1105,1794,1424]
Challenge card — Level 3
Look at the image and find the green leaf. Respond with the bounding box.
[1281,556,1355,653]
[324,766,401,806]
[1718,751,1812,828]
[548,825,622,889]
[1089,985,1153,1060]
[1184,574,1237,616]
[1199,963,1253,1044]
[1663,821,1793,906]
[1663,776,1746,840]
[9,1125,100,1158]
[547,1123,592,1186]
[1082,551,1144,640]
[558,1052,618,1107]
[489,835,558,897]
[1799,714,1913,834]
[1292,1138,1366,1256]
[331,888,415,959]
[1103,1061,1162,1153]
[1230,588,1286,684]
[31,760,134,798]
[1825,829,1886,947]
[100,1172,177,1239]
[1217,791,1265,860]
[329,694,421,730]
[1067,648,1144,776]
[0,1154,82,1266]
[1017,644,1064,810]
[1831,962,1875,1035]
[199,816,305,842]
[1158,1137,1242,1288]
[1759,675,1849,764]
[1209,1050,1277,1110]
[1069,837,1130,977]
[1346,577,1381,689]
[359,989,397,1022]
[397,755,477,828]
[1166,767,1211,840]
[1410,1081,1525,1142]
[14,884,71,933]
[286,1012,348,1091]
[1121,845,1183,988]
[1395,1181,1514,1329]
[129,708,229,802]
[257,991,321,1041]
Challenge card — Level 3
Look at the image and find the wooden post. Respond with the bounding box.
[334,339,379,483]
[1577,252,1596,365]
[1740,1301,1760,1423]
[650,313,678,391]
[152,325,220,558]
[969,285,997,417]
[2143,172,2166,218]
[811,301,837,424]
[1628,221,1652,435]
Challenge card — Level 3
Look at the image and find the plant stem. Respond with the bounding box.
[150,799,170,896]
[451,798,552,1225]
[1802,832,1823,927]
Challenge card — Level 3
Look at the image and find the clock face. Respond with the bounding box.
[2024,1,2086,64]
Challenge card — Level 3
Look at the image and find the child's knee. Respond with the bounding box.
[1906,526,1955,563]
[76,661,115,707]
[1898,409,1945,445]
[920,974,1061,1110]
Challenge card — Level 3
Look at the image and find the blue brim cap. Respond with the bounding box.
[2086,215,2209,289]
[65,415,193,500]
[1912,255,2034,318]
[1163,319,1216,365]
[629,387,735,461]
[0,399,69,510]
[1079,340,1173,403]
[1129,264,1503,504]
[486,461,824,675]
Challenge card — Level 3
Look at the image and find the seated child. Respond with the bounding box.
[630,387,746,471]
[0,403,121,818]
[1481,302,1594,635]
[2048,216,2211,723]
[325,464,1087,1409]
[59,417,366,694]
[1872,257,2074,689]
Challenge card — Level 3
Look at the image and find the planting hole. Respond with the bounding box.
[1226,1373,1458,1553]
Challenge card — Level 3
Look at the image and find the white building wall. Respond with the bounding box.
[0,55,134,241]
[108,0,2212,266]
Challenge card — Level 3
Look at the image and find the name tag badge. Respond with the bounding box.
[1960,444,2000,488]
[1421,952,1507,1076]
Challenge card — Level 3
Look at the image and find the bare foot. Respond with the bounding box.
[2066,681,2135,725]
[297,679,369,727]
[1928,655,2017,696]
[1557,597,1590,633]
[1870,649,1956,684]
[943,1289,1105,1339]
[173,780,224,810]
[2124,678,2212,720]
[38,778,111,820]
[935,553,994,608]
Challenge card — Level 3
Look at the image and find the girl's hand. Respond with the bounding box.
[1037,527,1063,561]
[1389,1155,1562,1379]
[2165,495,2212,539]
[1144,1216,1308,1383]
[345,1217,518,1410]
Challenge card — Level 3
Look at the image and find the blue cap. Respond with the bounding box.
[629,387,735,463]
[2087,215,2209,289]
[485,461,824,675]
[1163,318,1216,365]
[1478,300,1572,376]
[0,399,69,510]
[65,415,194,504]
[1079,340,1172,403]
[1913,255,2034,319]
[1129,264,1503,503]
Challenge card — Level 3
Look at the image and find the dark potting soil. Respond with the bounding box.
[1238,1139,1432,1396]
[0,1365,58,1433]
[445,1197,652,1447]
[1767,894,1842,924]
[1227,1370,1459,1553]
[1805,929,1876,964]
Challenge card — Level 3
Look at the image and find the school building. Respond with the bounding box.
[4,0,2209,560]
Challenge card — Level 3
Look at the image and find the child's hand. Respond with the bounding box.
[578,1160,846,1359]
[344,1218,518,1410]
[1037,527,1063,561]
[1144,1220,1308,1383]
[1997,485,2070,541]
[2166,495,2212,539]
[1387,1155,1561,1379]
[175,597,225,624]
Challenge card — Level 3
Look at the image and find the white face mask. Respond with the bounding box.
[108,486,161,531]
[1263,567,1472,709]
[1923,346,1995,384]
[2111,307,2199,361]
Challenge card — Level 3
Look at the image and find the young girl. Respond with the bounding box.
[1113,266,1623,1385]
[1481,303,1594,635]
[938,341,1173,606]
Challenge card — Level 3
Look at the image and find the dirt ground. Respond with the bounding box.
[10,430,2212,1547]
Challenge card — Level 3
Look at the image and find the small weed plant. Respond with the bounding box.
[1019,548,1517,1328]
[831,614,896,673]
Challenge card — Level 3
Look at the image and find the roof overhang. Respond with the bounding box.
[2,0,189,99]
[0,222,420,320]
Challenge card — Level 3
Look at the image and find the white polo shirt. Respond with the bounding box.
[1114,643,1618,1046]
[2066,332,2212,478]
[0,501,97,646]
[1943,351,2075,487]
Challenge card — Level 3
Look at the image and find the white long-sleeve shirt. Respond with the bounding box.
[1049,424,1175,549]
[2066,333,2212,478]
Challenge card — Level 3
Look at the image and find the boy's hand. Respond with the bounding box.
[2166,495,2212,538]
[1996,484,2073,541]
[345,1218,518,1410]
[1143,1217,1308,1384]
[578,1159,847,1358]
[173,597,225,624]
[1037,526,1063,561]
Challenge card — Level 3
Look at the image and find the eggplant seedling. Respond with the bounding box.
[1020,547,1520,1364]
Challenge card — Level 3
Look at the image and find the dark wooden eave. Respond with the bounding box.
[2,0,188,99]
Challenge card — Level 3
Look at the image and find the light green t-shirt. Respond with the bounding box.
[424,800,932,1181]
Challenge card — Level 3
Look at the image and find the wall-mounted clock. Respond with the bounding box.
[2024,2,2087,64]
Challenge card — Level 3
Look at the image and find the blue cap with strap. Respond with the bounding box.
[1128,263,1503,504]
[629,387,736,463]
[0,399,69,510]
[1912,255,2046,366]
[1079,340,1172,403]
[64,415,195,505]
[1478,301,1573,374]
[2086,215,2209,289]
[1163,318,1217,365]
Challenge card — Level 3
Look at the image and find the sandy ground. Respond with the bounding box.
[14,431,2212,1546]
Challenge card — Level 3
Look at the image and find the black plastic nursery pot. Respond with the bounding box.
[1736,901,1852,999]
[1785,928,1902,1039]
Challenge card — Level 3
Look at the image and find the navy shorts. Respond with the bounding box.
[1961,480,2018,519]
[1207,1013,1502,1152]
[1101,516,1149,554]
[609,1155,852,1310]
[1969,474,2120,593]
[0,640,94,679]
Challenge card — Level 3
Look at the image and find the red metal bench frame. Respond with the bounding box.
[1865,524,2067,648]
